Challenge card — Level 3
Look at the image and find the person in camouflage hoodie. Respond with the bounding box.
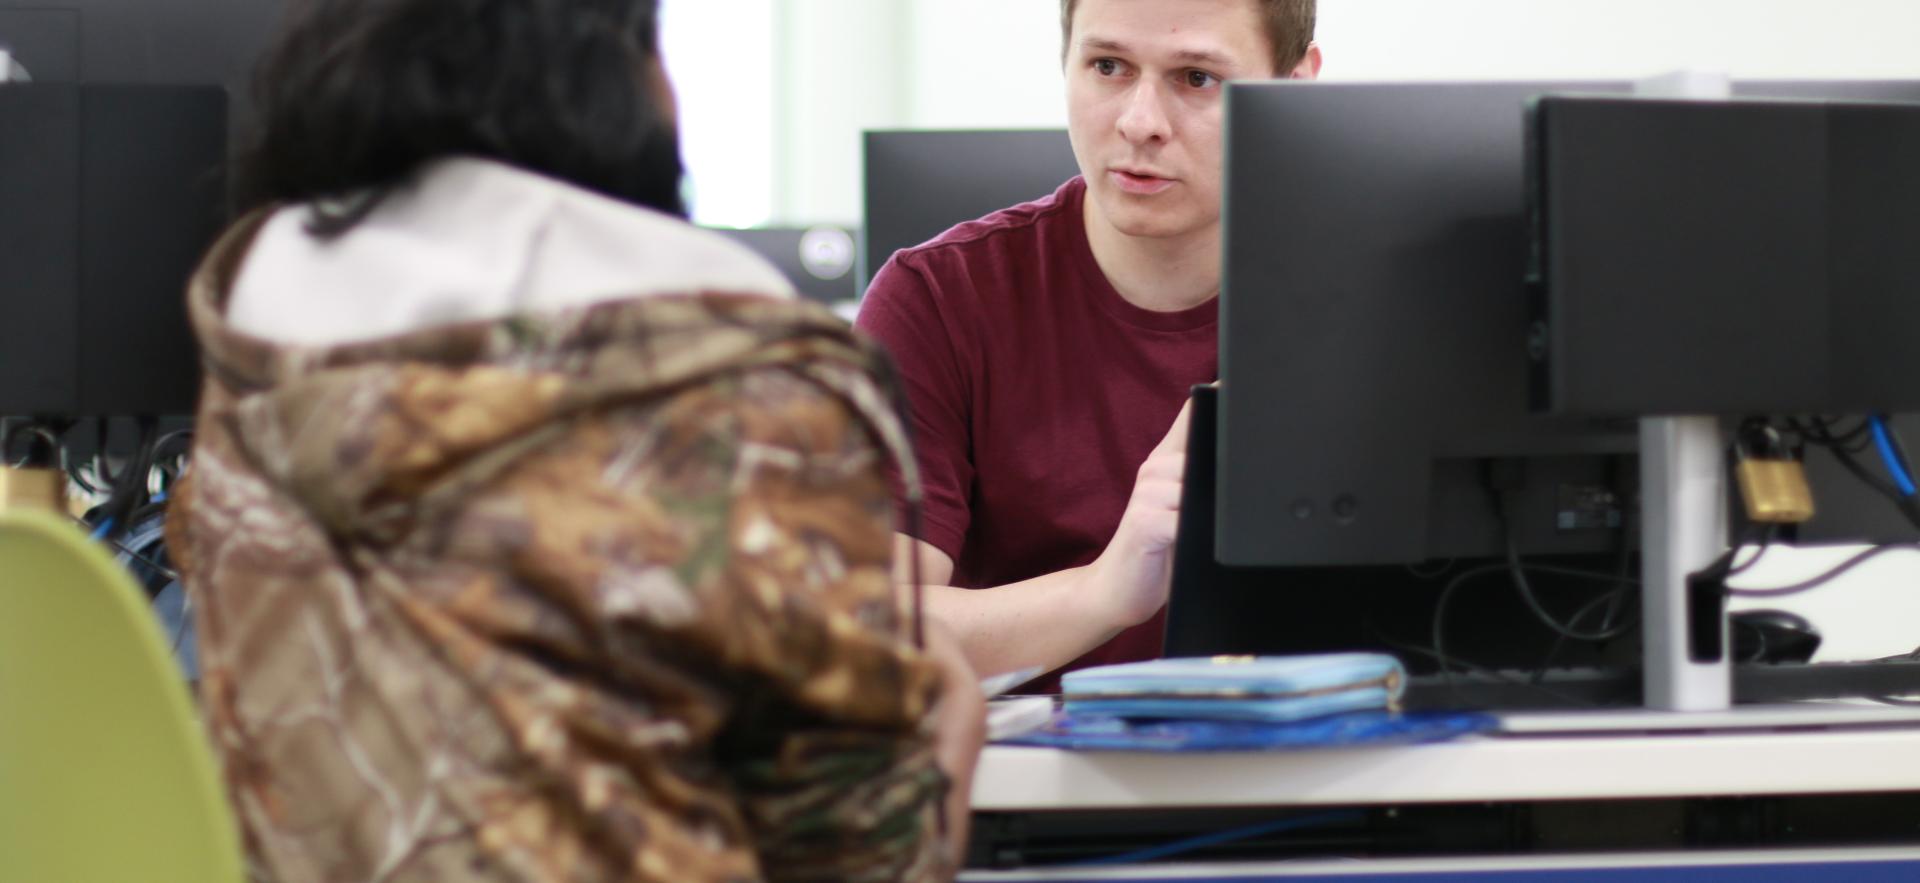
[163,1,983,881]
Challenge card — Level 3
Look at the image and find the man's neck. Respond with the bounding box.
[1083,197,1221,314]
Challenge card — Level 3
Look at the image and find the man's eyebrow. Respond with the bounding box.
[1171,48,1234,68]
[1078,36,1236,69]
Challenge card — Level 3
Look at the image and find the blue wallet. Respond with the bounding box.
[1060,653,1406,722]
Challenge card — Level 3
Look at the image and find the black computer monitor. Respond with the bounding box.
[1156,81,1645,683]
[860,129,1081,294]
[710,226,860,307]
[0,0,285,144]
[1528,87,1920,548]
[1217,81,1642,570]
[1181,80,1920,699]
[0,84,226,417]
[1532,91,1920,418]
[1217,79,1920,570]
[1,1,277,419]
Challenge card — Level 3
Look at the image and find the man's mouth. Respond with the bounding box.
[1110,168,1176,195]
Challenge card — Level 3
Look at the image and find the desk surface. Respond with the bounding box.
[973,716,1920,811]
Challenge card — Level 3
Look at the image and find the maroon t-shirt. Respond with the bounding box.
[856,176,1218,690]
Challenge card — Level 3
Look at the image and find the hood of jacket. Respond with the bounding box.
[184,210,919,548]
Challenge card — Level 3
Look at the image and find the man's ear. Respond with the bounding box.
[1288,42,1324,80]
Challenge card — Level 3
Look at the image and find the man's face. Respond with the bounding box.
[1065,0,1288,242]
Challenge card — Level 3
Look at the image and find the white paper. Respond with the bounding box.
[986,696,1055,742]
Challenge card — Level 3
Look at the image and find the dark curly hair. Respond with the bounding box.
[237,0,684,235]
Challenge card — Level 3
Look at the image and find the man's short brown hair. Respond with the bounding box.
[1059,0,1317,76]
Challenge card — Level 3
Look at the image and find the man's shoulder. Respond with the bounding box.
[857,176,1087,341]
[890,176,1085,277]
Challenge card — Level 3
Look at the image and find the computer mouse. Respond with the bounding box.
[1730,609,1822,665]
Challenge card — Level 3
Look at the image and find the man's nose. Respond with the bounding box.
[1116,80,1173,145]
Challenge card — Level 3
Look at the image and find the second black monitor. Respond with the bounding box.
[860,129,1081,294]
[1219,80,1640,569]
[1217,79,1920,570]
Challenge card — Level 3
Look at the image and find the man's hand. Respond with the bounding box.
[890,396,1197,680]
[1084,398,1191,629]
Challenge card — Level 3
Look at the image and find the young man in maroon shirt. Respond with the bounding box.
[857,0,1322,690]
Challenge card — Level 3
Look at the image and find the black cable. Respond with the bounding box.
[66,462,99,495]
[151,428,195,459]
[1534,586,1638,679]
[77,519,181,583]
[87,417,160,542]
[1724,543,1920,599]
[1687,523,1775,600]
[1807,416,1912,497]
[1490,494,1638,643]
[1531,456,1638,676]
[72,508,192,660]
[1805,415,1872,452]
[1786,418,1920,532]
[1367,617,1516,682]
[1403,591,1609,710]
[1431,562,1640,685]
[1588,455,1639,639]
[1381,638,1526,685]
[149,428,195,495]
[4,420,64,468]
[90,418,123,486]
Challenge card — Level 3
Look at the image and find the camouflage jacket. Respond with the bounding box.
[167,212,953,882]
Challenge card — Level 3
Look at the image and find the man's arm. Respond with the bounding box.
[894,400,1192,677]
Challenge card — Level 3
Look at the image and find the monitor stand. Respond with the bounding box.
[1639,416,1732,711]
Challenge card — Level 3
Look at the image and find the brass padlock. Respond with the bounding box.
[1734,423,1814,524]
[0,466,66,514]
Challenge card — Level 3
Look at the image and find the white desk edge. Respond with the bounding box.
[973,724,1920,811]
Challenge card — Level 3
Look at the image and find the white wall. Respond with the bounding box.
[906,0,1068,130]
[771,0,911,226]
[891,0,1920,137]
[661,0,777,227]
[677,0,1920,225]
[1320,0,1920,82]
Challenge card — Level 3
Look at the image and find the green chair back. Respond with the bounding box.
[0,509,244,883]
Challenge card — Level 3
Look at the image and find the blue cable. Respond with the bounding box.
[1068,809,1365,867]
[1869,414,1917,498]
[89,518,116,541]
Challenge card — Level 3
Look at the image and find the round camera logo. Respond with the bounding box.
[799,227,855,281]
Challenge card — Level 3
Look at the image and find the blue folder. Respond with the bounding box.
[1000,709,1497,752]
[1009,654,1494,751]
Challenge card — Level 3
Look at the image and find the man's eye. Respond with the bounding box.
[1094,58,1120,76]
[1186,70,1220,89]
